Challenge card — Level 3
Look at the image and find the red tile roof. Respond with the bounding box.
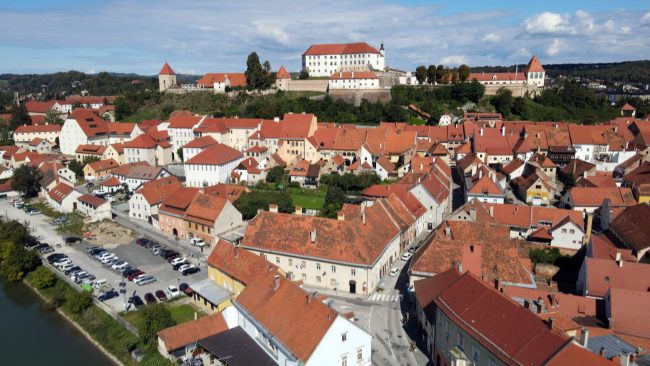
[159,187,200,217]
[123,134,158,149]
[207,240,278,286]
[48,182,75,203]
[235,270,338,363]
[303,42,381,56]
[78,194,107,208]
[568,187,636,207]
[197,73,247,88]
[99,176,121,187]
[526,55,545,73]
[185,143,243,166]
[25,100,56,114]
[28,137,45,147]
[276,66,291,79]
[158,313,227,352]
[14,124,62,134]
[242,200,401,266]
[362,183,411,198]
[136,176,182,205]
[75,144,106,154]
[329,71,378,80]
[87,159,119,173]
[167,116,202,129]
[184,193,229,226]
[182,136,218,149]
[583,257,650,297]
[203,184,248,203]
[469,71,527,82]
[608,288,650,338]
[610,204,650,253]
[158,62,176,75]
[621,103,636,112]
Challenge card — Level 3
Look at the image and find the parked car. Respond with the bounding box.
[135,275,156,286]
[65,237,82,244]
[98,289,119,301]
[113,261,129,271]
[160,249,178,259]
[165,253,180,263]
[38,245,54,255]
[144,293,156,304]
[170,257,187,266]
[59,263,75,272]
[190,237,205,247]
[167,285,180,298]
[135,238,149,246]
[64,266,82,276]
[179,283,190,294]
[155,290,167,301]
[122,268,139,277]
[127,271,145,281]
[54,259,72,269]
[85,182,94,188]
[177,264,194,272]
[150,245,162,255]
[47,253,67,264]
[89,248,106,256]
[181,267,200,276]
[28,209,41,215]
[86,246,101,252]
[389,267,399,277]
[71,271,87,282]
[400,252,413,261]
[13,201,24,208]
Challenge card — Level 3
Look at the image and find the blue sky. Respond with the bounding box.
[1,0,649,75]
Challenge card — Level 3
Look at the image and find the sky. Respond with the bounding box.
[1,0,649,75]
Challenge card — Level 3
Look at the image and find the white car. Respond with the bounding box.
[59,263,75,272]
[170,257,187,266]
[135,275,155,286]
[167,285,180,298]
[389,268,399,277]
[100,255,118,264]
[401,252,413,261]
[111,261,129,270]
[190,237,205,247]
[54,259,72,268]
[178,264,194,272]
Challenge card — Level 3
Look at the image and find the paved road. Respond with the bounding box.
[2,199,207,312]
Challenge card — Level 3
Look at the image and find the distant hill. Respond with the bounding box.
[471,60,650,85]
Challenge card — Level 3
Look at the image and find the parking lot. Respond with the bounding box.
[2,199,208,312]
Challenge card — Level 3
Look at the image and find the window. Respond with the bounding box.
[561,228,567,233]
[357,348,363,362]
[302,273,306,280]
[316,276,321,283]
[351,269,356,276]
[331,265,336,273]
[316,263,321,270]
[341,332,347,342]
[472,346,480,362]
[288,259,293,266]
[276,257,280,264]
[488,358,498,366]
[457,333,464,349]
[570,229,575,234]
[341,355,347,366]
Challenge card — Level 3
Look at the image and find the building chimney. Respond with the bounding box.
[620,353,630,366]
[269,203,278,213]
[361,206,366,225]
[444,225,451,238]
[501,125,505,136]
[480,128,484,136]
[548,316,555,329]
[234,246,239,259]
[310,229,317,243]
[273,274,281,292]
[273,116,280,122]
[599,347,606,357]
[469,208,477,220]
[489,205,494,217]
[618,260,623,268]
[457,261,463,273]
[295,206,303,215]
[337,212,345,221]
[615,252,621,262]
[580,328,589,348]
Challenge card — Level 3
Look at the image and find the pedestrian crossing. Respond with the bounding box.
[367,293,401,302]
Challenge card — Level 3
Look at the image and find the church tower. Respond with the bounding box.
[158,62,177,92]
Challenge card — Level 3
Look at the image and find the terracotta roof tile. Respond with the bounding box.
[87,158,119,173]
[14,124,62,134]
[185,143,243,166]
[168,116,202,129]
[207,240,278,285]
[583,257,650,298]
[610,204,650,253]
[48,182,75,203]
[159,187,200,216]
[75,144,107,155]
[568,187,636,208]
[158,62,176,75]
[185,193,229,226]
[78,194,107,208]
[197,73,247,88]
[303,42,381,56]
[203,184,248,203]
[276,66,291,79]
[158,313,227,352]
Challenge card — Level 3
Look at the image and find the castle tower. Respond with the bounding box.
[158,62,177,92]
[525,55,545,88]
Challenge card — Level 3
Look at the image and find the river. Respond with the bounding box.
[0,277,116,366]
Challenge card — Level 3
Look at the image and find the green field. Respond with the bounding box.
[287,187,325,210]
[122,303,206,328]
[29,201,86,235]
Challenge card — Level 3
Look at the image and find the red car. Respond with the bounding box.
[144,292,156,304]
[155,290,167,301]
[127,270,145,281]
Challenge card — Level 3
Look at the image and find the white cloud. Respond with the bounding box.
[523,12,574,34]
[547,39,562,56]
[641,12,650,25]
[482,33,501,43]
[439,55,467,66]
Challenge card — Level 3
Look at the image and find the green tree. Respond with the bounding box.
[138,304,176,343]
[44,110,64,125]
[245,52,273,89]
[11,165,42,197]
[451,68,458,84]
[10,104,31,128]
[176,147,184,162]
[31,265,57,289]
[64,291,93,314]
[415,66,427,85]
[435,65,444,84]
[492,87,514,117]
[299,70,309,80]
[512,97,528,117]
[68,156,100,178]
[234,191,294,219]
[266,166,287,183]
[427,65,437,85]
[458,64,471,82]
[320,185,345,218]
[0,241,40,281]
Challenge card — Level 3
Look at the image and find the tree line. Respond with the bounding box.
[413,64,472,85]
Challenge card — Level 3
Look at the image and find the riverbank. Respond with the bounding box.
[22,277,124,366]
[22,267,172,366]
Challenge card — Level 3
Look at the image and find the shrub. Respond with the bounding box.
[0,241,40,281]
[137,304,176,344]
[529,247,561,265]
[64,291,93,314]
[31,265,57,289]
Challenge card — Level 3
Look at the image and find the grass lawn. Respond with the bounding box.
[409,116,427,126]
[287,187,326,210]
[122,303,206,328]
[30,201,86,235]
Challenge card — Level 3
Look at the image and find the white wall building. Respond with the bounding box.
[329,71,380,90]
[183,144,244,187]
[302,42,385,77]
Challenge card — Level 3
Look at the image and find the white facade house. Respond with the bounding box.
[550,218,585,250]
[167,116,205,159]
[233,273,372,366]
[59,109,141,156]
[183,144,244,187]
[438,114,452,126]
[111,165,171,192]
[329,71,380,90]
[46,183,82,213]
[13,124,62,145]
[302,42,385,77]
[77,194,112,222]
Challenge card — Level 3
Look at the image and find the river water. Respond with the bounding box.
[0,277,116,366]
